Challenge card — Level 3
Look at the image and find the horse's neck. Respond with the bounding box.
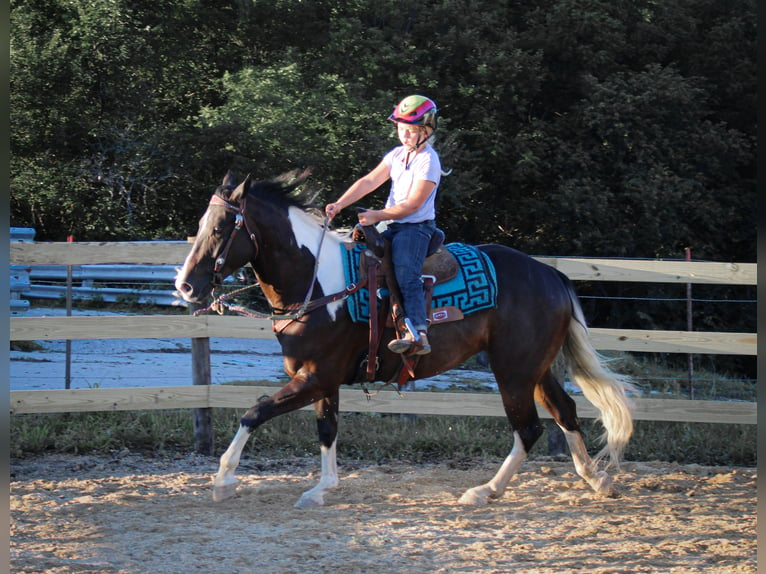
[252,206,347,309]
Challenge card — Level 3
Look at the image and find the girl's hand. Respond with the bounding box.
[357,209,380,226]
[325,203,342,220]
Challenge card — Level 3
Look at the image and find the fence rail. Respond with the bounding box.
[11,241,758,284]
[9,386,756,425]
[9,315,757,355]
[9,241,757,426]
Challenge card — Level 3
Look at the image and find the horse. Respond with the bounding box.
[175,171,636,508]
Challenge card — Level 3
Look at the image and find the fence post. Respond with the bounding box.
[685,247,695,399]
[65,235,74,389]
[190,302,214,455]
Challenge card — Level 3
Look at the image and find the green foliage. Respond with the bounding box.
[197,64,390,195]
[513,63,752,258]
[10,0,755,257]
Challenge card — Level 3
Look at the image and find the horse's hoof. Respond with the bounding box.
[294,493,324,509]
[211,477,239,502]
[458,487,489,506]
[592,471,616,497]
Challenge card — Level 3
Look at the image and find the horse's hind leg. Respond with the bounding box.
[294,392,340,508]
[459,384,543,506]
[535,370,615,495]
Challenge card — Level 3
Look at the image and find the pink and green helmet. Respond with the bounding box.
[388,95,438,130]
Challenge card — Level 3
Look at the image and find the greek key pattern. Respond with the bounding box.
[431,243,497,311]
[341,243,497,324]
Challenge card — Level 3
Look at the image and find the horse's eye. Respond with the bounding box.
[213,226,223,237]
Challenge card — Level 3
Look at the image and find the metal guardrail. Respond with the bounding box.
[28,264,180,282]
[23,284,187,307]
[10,227,188,310]
[10,265,31,315]
[23,263,186,307]
[10,227,36,243]
[10,228,35,315]
[8,228,250,310]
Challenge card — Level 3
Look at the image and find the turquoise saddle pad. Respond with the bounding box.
[340,242,498,323]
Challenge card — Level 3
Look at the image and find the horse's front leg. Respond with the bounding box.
[212,424,251,502]
[295,391,340,508]
[212,372,324,502]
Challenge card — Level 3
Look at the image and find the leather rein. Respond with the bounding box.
[194,193,369,325]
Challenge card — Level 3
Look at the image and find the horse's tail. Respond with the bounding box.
[560,275,637,466]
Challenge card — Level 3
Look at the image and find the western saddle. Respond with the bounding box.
[352,223,458,385]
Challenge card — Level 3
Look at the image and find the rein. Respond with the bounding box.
[193,193,361,323]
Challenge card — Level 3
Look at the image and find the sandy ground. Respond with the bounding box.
[10,453,756,574]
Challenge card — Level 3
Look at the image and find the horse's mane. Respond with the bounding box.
[221,169,325,223]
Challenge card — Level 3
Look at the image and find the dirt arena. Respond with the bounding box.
[10,453,756,573]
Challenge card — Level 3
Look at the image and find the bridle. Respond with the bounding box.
[196,192,353,323]
[208,193,260,288]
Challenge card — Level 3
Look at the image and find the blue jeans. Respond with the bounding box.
[382,220,436,332]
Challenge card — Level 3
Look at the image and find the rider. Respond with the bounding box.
[325,95,442,356]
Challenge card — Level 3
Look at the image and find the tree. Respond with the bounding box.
[11,0,755,262]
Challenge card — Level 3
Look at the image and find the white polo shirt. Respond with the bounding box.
[383,144,441,224]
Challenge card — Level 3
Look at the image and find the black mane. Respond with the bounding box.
[218,169,321,218]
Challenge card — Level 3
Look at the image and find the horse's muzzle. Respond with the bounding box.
[174,279,195,301]
[174,277,209,304]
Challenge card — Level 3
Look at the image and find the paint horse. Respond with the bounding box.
[175,171,635,507]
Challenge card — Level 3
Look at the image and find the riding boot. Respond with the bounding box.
[388,323,431,356]
[387,329,418,354]
[415,331,431,355]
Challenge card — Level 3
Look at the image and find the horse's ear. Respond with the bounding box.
[231,173,251,201]
[222,171,237,188]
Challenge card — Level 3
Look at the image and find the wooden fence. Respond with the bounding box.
[9,241,757,428]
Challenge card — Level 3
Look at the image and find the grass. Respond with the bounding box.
[614,353,756,401]
[10,407,756,467]
[10,341,44,352]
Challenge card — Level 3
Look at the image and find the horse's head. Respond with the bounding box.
[175,171,258,303]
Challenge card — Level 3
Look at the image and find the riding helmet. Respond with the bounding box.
[388,95,438,130]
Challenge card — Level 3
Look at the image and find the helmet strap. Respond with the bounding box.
[411,126,431,151]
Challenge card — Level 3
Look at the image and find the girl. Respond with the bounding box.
[325,95,442,355]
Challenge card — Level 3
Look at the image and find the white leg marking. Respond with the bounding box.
[287,207,346,320]
[212,425,251,502]
[563,428,614,495]
[294,441,340,509]
[459,431,527,505]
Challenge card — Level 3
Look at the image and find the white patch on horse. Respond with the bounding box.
[563,428,614,494]
[175,210,210,291]
[287,207,346,320]
[294,440,339,508]
[211,424,251,502]
[458,430,528,505]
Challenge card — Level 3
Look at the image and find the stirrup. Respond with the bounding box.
[387,325,430,356]
[388,333,417,355]
[388,318,419,354]
[387,337,415,354]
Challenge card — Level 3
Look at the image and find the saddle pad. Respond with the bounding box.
[340,242,497,323]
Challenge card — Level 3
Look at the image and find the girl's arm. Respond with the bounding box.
[326,161,390,219]
[357,179,435,226]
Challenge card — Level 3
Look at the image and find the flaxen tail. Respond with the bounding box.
[561,279,637,466]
